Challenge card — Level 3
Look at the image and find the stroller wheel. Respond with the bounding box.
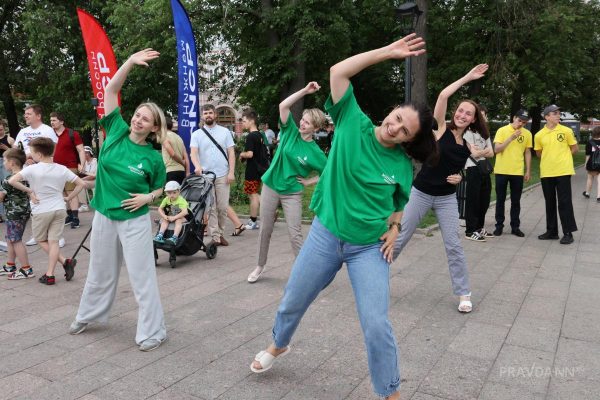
[206,242,217,259]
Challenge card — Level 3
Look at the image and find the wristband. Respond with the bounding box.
[389,221,401,231]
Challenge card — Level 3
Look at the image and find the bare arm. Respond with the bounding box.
[280,82,321,124]
[183,149,190,176]
[536,150,542,158]
[76,144,86,170]
[227,146,235,183]
[570,144,579,155]
[65,177,89,201]
[104,49,160,116]
[433,64,489,139]
[163,139,185,167]
[330,33,425,104]
[524,148,532,182]
[494,131,520,153]
[190,146,202,174]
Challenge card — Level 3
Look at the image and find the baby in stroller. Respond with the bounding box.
[154,180,188,245]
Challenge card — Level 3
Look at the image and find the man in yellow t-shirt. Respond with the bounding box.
[533,105,578,244]
[493,109,532,237]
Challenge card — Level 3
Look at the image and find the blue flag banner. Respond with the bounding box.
[171,0,198,152]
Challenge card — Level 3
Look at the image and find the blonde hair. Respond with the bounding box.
[302,108,327,132]
[135,102,167,144]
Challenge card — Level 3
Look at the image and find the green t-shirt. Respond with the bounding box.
[159,195,189,216]
[310,84,413,245]
[261,117,327,194]
[91,108,166,220]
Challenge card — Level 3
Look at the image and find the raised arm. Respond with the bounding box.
[329,33,425,104]
[104,48,160,116]
[433,64,488,138]
[279,82,321,125]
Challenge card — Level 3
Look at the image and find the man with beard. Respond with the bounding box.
[190,104,235,246]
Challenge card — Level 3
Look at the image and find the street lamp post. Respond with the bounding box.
[395,2,422,103]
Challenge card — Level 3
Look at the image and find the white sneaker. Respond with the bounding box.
[245,220,259,230]
[78,204,89,212]
[25,237,37,246]
[59,237,65,248]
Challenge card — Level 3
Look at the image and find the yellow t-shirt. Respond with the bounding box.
[533,124,577,178]
[493,124,532,176]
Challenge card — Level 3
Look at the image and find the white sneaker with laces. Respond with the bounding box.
[245,220,259,230]
[78,204,89,212]
[25,237,37,246]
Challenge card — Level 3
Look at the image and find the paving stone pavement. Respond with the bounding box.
[0,167,598,400]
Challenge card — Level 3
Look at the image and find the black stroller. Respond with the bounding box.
[153,173,218,268]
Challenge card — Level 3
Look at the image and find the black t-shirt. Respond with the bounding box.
[413,128,471,196]
[244,131,263,180]
[585,139,600,155]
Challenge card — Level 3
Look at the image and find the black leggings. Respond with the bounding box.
[465,166,491,234]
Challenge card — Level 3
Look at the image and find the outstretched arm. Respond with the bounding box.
[330,33,426,104]
[104,48,160,116]
[433,64,488,139]
[279,82,321,125]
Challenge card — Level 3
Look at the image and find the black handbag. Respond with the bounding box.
[469,156,493,175]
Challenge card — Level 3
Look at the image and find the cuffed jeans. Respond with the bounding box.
[257,184,303,267]
[75,212,166,345]
[394,187,471,296]
[272,217,400,397]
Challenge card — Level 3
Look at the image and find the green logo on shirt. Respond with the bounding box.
[128,163,145,176]
[382,173,396,184]
[557,133,565,142]
[297,156,307,166]
[517,135,524,143]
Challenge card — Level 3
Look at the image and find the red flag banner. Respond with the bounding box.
[76,8,119,119]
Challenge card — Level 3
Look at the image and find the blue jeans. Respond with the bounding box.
[272,217,400,397]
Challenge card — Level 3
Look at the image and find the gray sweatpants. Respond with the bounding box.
[394,187,471,296]
[75,212,166,345]
[257,184,303,267]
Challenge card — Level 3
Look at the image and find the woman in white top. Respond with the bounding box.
[78,146,97,211]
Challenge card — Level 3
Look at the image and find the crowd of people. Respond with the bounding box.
[0,34,591,397]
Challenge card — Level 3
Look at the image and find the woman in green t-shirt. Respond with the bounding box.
[250,34,436,400]
[246,81,327,283]
[69,49,168,352]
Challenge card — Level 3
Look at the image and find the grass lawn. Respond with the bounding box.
[232,146,587,228]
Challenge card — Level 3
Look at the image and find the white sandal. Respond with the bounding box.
[247,266,265,283]
[250,346,291,373]
[458,296,473,313]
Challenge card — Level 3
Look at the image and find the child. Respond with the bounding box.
[0,149,33,279]
[9,137,88,285]
[154,180,188,245]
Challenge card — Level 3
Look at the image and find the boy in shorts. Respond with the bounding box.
[9,137,88,285]
[154,180,189,245]
[0,149,33,279]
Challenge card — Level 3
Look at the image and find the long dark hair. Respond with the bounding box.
[400,103,439,165]
[447,99,489,139]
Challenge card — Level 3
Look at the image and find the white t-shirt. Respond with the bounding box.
[464,130,492,168]
[83,158,97,175]
[15,124,58,155]
[265,129,275,145]
[190,124,234,178]
[20,162,77,214]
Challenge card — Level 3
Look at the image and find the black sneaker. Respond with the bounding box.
[64,215,73,225]
[70,218,80,229]
[39,274,56,285]
[560,233,574,244]
[63,258,77,281]
[583,191,590,198]
[511,228,525,237]
[466,232,486,242]
[538,232,559,240]
[493,227,503,236]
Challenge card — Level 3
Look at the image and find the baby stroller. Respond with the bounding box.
[153,172,218,268]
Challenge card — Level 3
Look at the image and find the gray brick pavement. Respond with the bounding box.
[0,167,598,399]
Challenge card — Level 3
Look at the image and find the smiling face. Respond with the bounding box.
[130,106,157,138]
[377,105,420,146]
[299,113,317,135]
[452,101,477,129]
